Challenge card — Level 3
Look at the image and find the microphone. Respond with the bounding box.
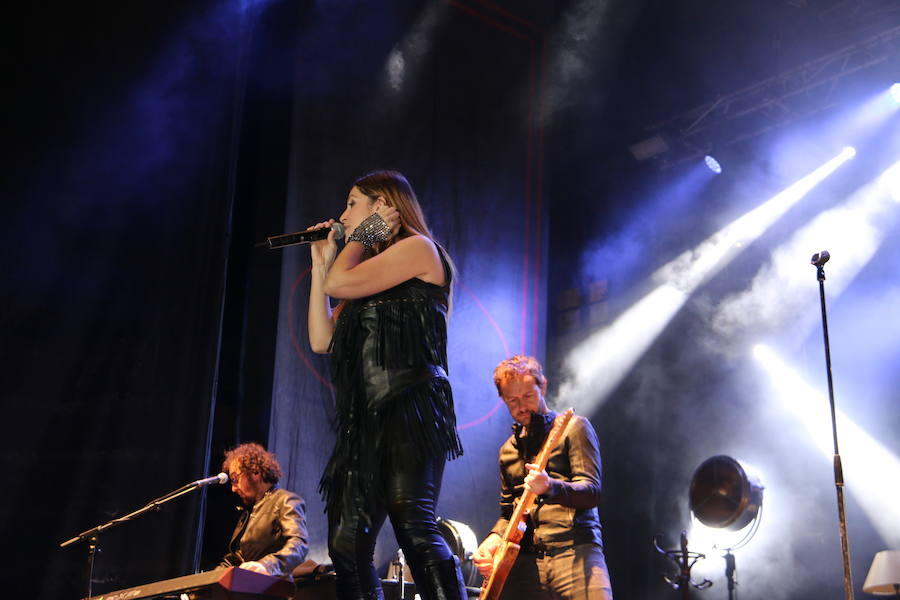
[262,222,345,249]
[191,473,229,487]
[810,250,830,267]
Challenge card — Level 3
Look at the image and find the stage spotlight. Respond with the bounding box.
[688,456,763,597]
[690,456,763,532]
[704,155,722,174]
[890,83,900,104]
[840,146,856,159]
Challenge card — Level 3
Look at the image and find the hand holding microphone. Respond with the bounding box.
[259,219,345,269]
[263,221,345,250]
[307,219,342,267]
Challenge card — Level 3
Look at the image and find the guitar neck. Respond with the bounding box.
[500,409,574,540]
[503,491,536,538]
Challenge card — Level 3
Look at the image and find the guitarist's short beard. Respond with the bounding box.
[517,411,555,460]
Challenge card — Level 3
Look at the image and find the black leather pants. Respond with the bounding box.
[328,453,467,600]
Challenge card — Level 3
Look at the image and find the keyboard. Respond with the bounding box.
[85,566,295,600]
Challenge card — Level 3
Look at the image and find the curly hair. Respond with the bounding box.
[492,354,547,394]
[222,442,283,485]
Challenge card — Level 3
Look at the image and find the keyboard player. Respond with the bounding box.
[219,443,309,579]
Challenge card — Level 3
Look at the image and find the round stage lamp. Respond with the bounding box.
[704,155,722,174]
[689,455,763,531]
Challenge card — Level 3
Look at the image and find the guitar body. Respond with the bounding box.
[479,540,520,600]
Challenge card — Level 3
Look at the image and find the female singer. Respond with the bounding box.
[307,170,466,600]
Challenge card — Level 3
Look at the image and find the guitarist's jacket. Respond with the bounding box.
[489,411,605,554]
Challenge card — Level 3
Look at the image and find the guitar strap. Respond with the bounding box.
[514,411,556,460]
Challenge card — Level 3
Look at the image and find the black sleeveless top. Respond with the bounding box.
[319,250,463,515]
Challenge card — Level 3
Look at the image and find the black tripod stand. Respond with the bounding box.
[656,531,713,599]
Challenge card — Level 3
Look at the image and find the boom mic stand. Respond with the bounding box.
[59,474,227,599]
[811,250,854,600]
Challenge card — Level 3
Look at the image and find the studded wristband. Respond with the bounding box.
[347,213,392,248]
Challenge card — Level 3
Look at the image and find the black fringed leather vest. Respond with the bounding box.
[319,254,463,516]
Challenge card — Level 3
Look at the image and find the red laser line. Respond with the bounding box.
[288,267,334,390]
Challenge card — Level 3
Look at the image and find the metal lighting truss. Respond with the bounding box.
[639,22,900,168]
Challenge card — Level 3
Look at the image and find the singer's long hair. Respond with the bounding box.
[354,170,433,250]
[337,170,455,314]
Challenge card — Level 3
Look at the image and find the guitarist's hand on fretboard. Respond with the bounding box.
[523,463,550,495]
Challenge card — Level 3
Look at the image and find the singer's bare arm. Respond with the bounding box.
[308,221,338,354]
[323,235,445,300]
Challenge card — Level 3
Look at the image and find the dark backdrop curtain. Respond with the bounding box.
[2,3,268,598]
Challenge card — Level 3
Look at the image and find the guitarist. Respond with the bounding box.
[472,356,613,600]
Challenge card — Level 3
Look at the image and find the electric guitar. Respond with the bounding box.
[479,408,575,600]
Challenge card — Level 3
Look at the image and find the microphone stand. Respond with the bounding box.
[60,480,218,599]
[811,250,854,600]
